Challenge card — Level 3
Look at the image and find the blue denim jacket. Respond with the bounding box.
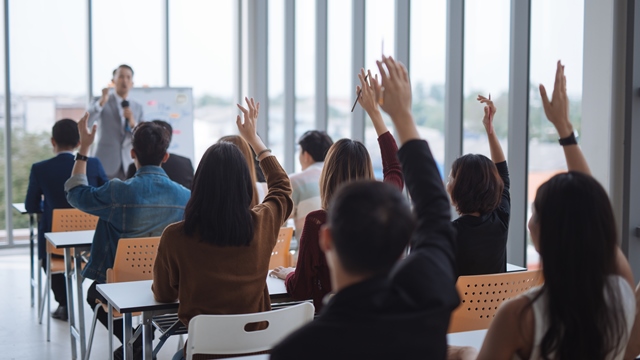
[65,165,191,282]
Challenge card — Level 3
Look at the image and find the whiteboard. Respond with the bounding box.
[128,87,195,163]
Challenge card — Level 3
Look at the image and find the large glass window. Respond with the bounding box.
[410,0,447,177]
[364,0,395,179]
[268,0,286,164]
[92,0,164,95]
[462,0,510,159]
[9,0,86,232]
[528,0,584,268]
[327,0,352,144]
[294,0,316,173]
[169,0,236,165]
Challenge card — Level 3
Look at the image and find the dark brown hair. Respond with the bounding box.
[319,139,374,210]
[131,122,170,166]
[218,135,260,208]
[449,154,503,215]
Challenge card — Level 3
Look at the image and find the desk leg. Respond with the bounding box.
[29,214,35,308]
[108,303,114,360]
[123,313,133,360]
[64,248,78,360]
[74,252,87,359]
[142,312,153,360]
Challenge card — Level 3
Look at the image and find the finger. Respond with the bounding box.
[237,103,249,115]
[358,72,367,90]
[554,60,562,94]
[477,95,487,101]
[539,84,551,110]
[372,74,382,102]
[399,62,409,83]
[90,124,98,136]
[356,85,362,96]
[383,56,399,81]
[256,102,260,114]
[367,69,373,88]
[484,106,490,117]
[236,114,242,127]
[376,60,389,85]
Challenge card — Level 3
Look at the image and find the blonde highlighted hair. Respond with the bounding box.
[320,139,374,209]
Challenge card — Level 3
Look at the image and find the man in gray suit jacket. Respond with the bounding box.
[88,64,144,179]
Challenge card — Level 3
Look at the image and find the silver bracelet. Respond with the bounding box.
[255,148,272,161]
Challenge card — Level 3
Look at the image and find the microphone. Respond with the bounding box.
[121,100,131,132]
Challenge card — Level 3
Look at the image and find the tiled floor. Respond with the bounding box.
[0,247,182,360]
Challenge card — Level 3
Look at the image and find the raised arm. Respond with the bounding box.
[357,68,389,136]
[478,95,505,163]
[539,61,590,175]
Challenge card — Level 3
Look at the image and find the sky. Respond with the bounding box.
[4,0,583,99]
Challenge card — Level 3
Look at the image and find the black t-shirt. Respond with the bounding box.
[452,161,510,277]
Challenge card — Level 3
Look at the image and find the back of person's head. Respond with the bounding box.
[52,119,79,149]
[183,142,254,246]
[132,122,170,166]
[298,130,334,162]
[151,120,173,143]
[328,181,415,276]
[320,139,374,209]
[449,154,503,215]
[531,171,625,359]
[218,135,260,207]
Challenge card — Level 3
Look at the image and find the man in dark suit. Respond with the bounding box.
[88,64,144,180]
[25,119,108,321]
[126,120,194,189]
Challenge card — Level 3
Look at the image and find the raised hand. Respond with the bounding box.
[357,68,388,136]
[99,86,110,107]
[539,61,572,138]
[477,94,496,135]
[373,56,419,144]
[236,97,260,143]
[77,112,97,152]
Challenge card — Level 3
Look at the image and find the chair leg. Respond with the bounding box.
[84,303,102,360]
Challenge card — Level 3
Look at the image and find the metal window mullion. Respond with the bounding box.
[87,0,93,101]
[283,0,295,172]
[444,0,464,185]
[163,0,169,87]
[234,0,243,107]
[351,0,365,142]
[4,0,12,245]
[395,0,410,70]
[315,0,328,132]
[506,0,530,267]
[248,0,268,143]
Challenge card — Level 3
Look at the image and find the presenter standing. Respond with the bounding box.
[88,64,144,179]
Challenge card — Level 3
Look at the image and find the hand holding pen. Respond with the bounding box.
[355,68,389,136]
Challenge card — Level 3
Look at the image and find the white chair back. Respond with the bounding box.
[186,302,315,359]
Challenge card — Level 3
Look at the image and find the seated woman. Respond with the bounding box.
[152,98,293,360]
[271,69,404,312]
[472,62,636,360]
[447,96,510,276]
[218,134,267,206]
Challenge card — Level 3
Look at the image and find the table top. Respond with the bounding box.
[45,230,95,248]
[447,329,487,350]
[12,203,27,214]
[507,263,527,272]
[97,276,288,313]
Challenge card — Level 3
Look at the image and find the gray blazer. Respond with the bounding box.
[87,95,144,179]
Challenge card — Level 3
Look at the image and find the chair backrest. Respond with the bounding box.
[106,237,161,283]
[186,302,315,359]
[49,208,99,256]
[448,270,544,333]
[268,227,294,269]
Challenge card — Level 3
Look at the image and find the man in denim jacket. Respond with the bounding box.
[65,114,190,356]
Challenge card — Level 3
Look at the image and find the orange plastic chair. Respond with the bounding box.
[448,270,544,333]
[86,237,160,359]
[39,209,98,341]
[269,227,294,269]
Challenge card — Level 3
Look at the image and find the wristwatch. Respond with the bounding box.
[558,131,578,146]
[75,153,89,161]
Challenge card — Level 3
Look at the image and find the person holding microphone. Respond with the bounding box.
[87,64,144,179]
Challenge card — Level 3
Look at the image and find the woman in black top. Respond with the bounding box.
[447,95,510,276]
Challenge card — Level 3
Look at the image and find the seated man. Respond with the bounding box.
[125,120,194,189]
[289,130,333,236]
[65,114,191,357]
[25,118,108,321]
[271,57,458,359]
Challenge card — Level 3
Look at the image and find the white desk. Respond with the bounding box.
[45,230,95,360]
[12,203,36,308]
[447,329,487,350]
[97,276,289,360]
[507,263,527,272]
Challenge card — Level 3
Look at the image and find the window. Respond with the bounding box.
[527,0,584,267]
[327,0,352,145]
[268,0,285,164]
[169,0,236,164]
[9,0,85,231]
[410,0,447,177]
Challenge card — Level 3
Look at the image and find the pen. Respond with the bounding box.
[351,73,370,112]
